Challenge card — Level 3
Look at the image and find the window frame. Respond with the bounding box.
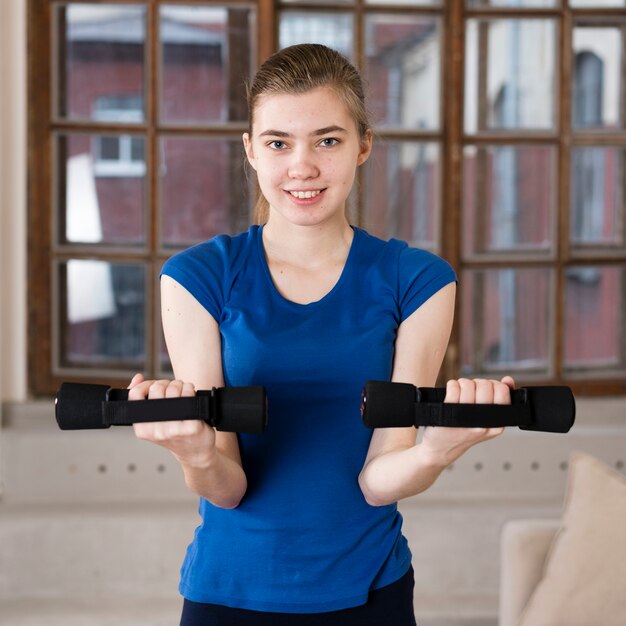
[28,0,626,396]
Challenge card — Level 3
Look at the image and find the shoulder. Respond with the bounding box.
[352,227,399,259]
[397,244,456,281]
[354,228,456,320]
[397,242,456,321]
[160,226,260,319]
[354,227,456,280]
[162,226,258,279]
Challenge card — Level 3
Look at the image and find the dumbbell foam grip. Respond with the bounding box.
[361,381,575,433]
[103,392,215,427]
[103,387,268,433]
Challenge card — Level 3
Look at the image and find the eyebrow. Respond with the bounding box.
[258,125,348,138]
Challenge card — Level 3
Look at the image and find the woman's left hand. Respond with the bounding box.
[419,376,515,467]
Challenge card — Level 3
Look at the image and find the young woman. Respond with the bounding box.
[129,43,514,626]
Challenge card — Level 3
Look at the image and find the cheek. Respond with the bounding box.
[336,160,358,185]
[255,158,276,178]
[255,162,284,195]
[323,160,336,178]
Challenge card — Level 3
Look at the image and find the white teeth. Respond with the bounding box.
[290,190,321,199]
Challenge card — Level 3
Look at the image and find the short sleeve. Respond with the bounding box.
[398,246,457,322]
[160,235,231,322]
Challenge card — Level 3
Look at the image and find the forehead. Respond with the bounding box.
[252,86,357,135]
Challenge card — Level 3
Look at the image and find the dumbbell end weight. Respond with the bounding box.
[519,386,576,434]
[56,383,113,430]
[216,385,268,433]
[361,381,417,428]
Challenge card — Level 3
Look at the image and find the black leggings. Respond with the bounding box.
[180,567,417,626]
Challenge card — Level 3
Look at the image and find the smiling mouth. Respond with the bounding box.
[287,190,323,199]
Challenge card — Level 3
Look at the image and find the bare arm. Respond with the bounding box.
[358,283,512,506]
[130,275,247,509]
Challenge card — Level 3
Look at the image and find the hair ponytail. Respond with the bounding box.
[254,186,270,225]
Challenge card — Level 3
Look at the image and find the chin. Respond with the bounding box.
[271,204,345,228]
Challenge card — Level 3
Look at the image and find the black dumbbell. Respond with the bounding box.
[361,381,575,434]
[55,382,268,433]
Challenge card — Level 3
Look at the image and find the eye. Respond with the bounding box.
[268,140,287,150]
[319,137,339,148]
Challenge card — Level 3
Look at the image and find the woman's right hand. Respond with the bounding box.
[128,373,217,469]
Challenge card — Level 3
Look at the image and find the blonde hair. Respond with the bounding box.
[246,44,371,224]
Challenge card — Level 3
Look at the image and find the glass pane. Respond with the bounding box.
[461,268,553,374]
[465,19,556,133]
[570,0,625,7]
[100,136,120,160]
[367,0,441,7]
[363,140,440,249]
[160,5,255,124]
[57,4,146,121]
[570,147,625,249]
[364,15,440,130]
[57,133,146,245]
[130,136,145,161]
[564,265,624,371]
[59,261,146,368]
[468,0,556,5]
[160,137,252,247]
[463,145,555,255]
[279,11,353,58]
[572,24,624,130]
[283,0,354,5]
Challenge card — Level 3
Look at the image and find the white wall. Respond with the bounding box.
[0,0,27,404]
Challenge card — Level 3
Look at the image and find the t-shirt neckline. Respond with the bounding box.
[255,224,359,309]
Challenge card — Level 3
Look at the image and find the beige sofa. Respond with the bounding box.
[499,518,559,626]
[497,452,626,626]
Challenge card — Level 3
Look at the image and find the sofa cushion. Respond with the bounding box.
[517,451,626,626]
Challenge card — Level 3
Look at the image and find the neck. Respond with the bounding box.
[262,214,353,267]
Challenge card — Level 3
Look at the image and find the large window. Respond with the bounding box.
[29,0,626,395]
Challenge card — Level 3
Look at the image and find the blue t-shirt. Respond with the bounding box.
[161,225,456,613]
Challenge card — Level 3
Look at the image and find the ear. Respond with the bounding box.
[242,132,257,170]
[357,129,373,166]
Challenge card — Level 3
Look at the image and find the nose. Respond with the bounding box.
[287,147,319,180]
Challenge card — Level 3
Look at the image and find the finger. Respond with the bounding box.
[181,382,196,397]
[165,380,184,398]
[128,373,145,389]
[128,379,154,401]
[457,378,475,404]
[485,426,505,439]
[148,380,170,400]
[444,379,461,403]
[159,419,203,441]
[474,379,493,404]
[173,419,205,437]
[493,379,512,405]
[133,422,150,438]
[501,375,516,390]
